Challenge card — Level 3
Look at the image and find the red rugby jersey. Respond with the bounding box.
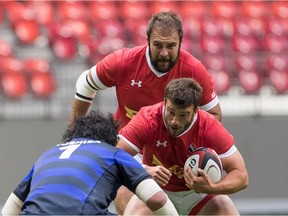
[91,45,218,128]
[119,102,235,191]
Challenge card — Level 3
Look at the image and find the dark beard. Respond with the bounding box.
[149,47,180,73]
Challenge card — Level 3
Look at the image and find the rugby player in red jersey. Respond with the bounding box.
[70,11,222,214]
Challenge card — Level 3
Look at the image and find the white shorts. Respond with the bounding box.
[165,190,217,215]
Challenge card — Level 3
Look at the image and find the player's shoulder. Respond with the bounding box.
[179,49,200,65]
[137,102,164,127]
[197,109,218,122]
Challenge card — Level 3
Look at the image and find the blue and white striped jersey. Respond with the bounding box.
[14,138,151,215]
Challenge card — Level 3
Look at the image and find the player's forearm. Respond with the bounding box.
[69,99,91,127]
[213,169,248,194]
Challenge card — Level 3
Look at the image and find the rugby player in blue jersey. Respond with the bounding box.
[2,110,178,215]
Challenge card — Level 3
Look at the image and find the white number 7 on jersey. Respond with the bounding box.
[59,144,81,159]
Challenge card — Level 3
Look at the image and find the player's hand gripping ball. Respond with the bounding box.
[184,147,223,183]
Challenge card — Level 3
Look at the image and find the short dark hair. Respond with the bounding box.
[164,78,203,108]
[62,110,119,146]
[146,11,183,42]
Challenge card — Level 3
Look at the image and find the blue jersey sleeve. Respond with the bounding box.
[115,149,151,192]
[13,166,34,202]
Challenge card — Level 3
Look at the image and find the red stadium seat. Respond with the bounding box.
[202,55,228,71]
[5,1,28,25]
[26,1,54,26]
[179,1,207,19]
[269,69,288,94]
[96,36,125,58]
[201,18,222,37]
[211,1,239,19]
[57,1,88,21]
[201,17,234,38]
[30,72,56,98]
[0,58,27,99]
[231,35,259,54]
[265,17,287,37]
[234,55,258,71]
[23,58,50,74]
[0,40,13,58]
[1,72,28,99]
[262,34,288,53]
[150,1,179,14]
[96,19,124,39]
[86,36,125,66]
[14,20,40,44]
[0,57,23,74]
[209,69,232,95]
[0,3,4,25]
[271,1,288,19]
[238,70,264,94]
[125,19,148,46]
[200,36,225,54]
[183,17,202,39]
[265,54,288,72]
[234,17,266,37]
[88,1,119,22]
[51,36,77,59]
[215,17,235,38]
[120,1,149,20]
[241,1,269,18]
[22,58,56,98]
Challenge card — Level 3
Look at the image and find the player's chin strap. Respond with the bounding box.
[1,193,23,216]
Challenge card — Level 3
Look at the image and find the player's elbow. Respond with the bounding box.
[241,170,249,190]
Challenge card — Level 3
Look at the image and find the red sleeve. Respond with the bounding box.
[95,49,125,87]
[119,109,151,150]
[204,117,234,155]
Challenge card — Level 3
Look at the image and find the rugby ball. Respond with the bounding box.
[184,147,223,183]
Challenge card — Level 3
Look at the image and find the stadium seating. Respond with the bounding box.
[238,69,264,95]
[23,58,56,98]
[268,69,288,94]
[0,57,28,99]
[0,0,288,104]
[0,40,13,57]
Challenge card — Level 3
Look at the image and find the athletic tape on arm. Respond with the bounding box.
[1,193,23,216]
[75,70,97,102]
[135,179,162,203]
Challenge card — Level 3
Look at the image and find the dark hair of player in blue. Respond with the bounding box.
[62,110,119,146]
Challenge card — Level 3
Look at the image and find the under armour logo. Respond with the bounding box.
[156,140,167,147]
[131,80,142,87]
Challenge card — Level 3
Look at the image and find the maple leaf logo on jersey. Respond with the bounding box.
[156,140,167,147]
[188,143,196,152]
[131,80,142,87]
